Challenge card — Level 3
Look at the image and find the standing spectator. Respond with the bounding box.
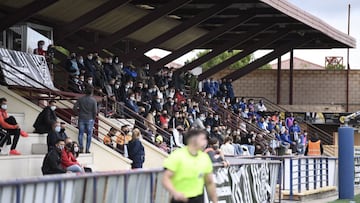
[33,100,58,134]
[127,128,145,169]
[73,86,98,153]
[285,113,295,130]
[41,139,67,175]
[305,133,323,156]
[145,108,157,133]
[226,79,234,99]
[289,120,301,142]
[61,142,84,173]
[84,53,96,79]
[33,40,46,56]
[66,53,80,76]
[0,98,28,155]
[47,121,62,152]
[162,129,217,203]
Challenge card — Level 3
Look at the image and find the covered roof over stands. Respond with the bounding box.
[0,0,356,80]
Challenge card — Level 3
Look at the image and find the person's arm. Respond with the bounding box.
[0,115,17,129]
[320,142,324,155]
[93,98,98,119]
[61,151,77,167]
[162,170,188,202]
[73,101,79,115]
[205,173,218,203]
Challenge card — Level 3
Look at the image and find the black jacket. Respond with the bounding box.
[41,148,66,175]
[47,131,62,152]
[33,106,57,134]
[128,139,145,165]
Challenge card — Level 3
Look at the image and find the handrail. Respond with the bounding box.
[0,58,171,153]
[242,96,333,144]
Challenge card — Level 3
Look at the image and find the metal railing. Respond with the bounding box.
[243,96,334,145]
[0,159,281,203]
[244,155,337,200]
[0,59,171,154]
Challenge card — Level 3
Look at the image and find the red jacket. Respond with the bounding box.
[0,110,17,129]
[61,150,79,168]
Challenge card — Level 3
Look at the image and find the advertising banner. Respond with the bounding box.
[0,48,54,89]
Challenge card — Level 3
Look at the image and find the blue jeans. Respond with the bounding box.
[66,165,84,173]
[243,144,255,156]
[78,119,94,152]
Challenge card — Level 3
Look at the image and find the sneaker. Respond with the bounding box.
[20,130,28,137]
[9,149,21,155]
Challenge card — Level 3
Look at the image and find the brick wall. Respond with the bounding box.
[213,69,360,112]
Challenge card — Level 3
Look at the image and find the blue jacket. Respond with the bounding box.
[128,139,145,165]
[280,133,292,144]
[125,99,139,113]
[226,82,234,98]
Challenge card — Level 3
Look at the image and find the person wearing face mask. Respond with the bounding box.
[0,98,28,155]
[125,93,139,113]
[68,75,83,93]
[66,53,80,76]
[42,139,67,175]
[61,142,85,173]
[47,122,63,152]
[59,122,68,140]
[84,53,96,79]
[33,100,58,134]
[116,125,132,154]
[191,113,206,129]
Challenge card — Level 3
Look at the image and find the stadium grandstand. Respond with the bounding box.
[0,0,357,202]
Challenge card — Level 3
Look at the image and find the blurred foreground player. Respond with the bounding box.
[162,129,218,203]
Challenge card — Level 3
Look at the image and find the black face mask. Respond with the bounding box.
[123,130,129,135]
[60,128,65,133]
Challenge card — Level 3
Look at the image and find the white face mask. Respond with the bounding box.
[130,97,135,101]
[88,80,93,84]
[50,106,56,111]
[156,99,161,103]
[74,147,79,152]
[1,104,7,110]
[115,85,120,89]
[153,112,156,116]
[55,126,61,133]
[87,56,93,60]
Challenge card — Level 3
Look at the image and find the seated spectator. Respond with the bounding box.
[59,122,68,140]
[220,136,235,156]
[0,98,28,155]
[125,93,139,113]
[255,100,267,112]
[41,139,67,175]
[155,135,170,153]
[104,127,117,148]
[159,110,170,127]
[61,142,84,173]
[68,75,84,93]
[33,100,58,134]
[127,128,145,169]
[239,132,255,156]
[116,125,132,152]
[192,113,206,129]
[47,121,62,152]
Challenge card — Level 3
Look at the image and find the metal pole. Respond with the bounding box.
[277,56,281,104]
[289,50,294,105]
[346,4,351,112]
[338,126,354,199]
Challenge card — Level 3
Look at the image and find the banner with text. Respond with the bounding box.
[0,48,54,89]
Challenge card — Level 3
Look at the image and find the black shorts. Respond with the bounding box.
[171,194,204,203]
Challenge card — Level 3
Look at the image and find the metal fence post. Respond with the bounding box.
[314,159,317,189]
[150,172,154,203]
[320,158,323,188]
[58,181,62,203]
[16,184,20,203]
[298,158,301,193]
[305,159,309,190]
[290,158,293,199]
[326,158,329,186]
[93,177,97,203]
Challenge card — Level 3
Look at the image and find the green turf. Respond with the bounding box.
[328,194,360,203]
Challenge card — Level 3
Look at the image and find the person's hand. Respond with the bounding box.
[222,160,230,167]
[172,191,188,202]
[15,124,19,129]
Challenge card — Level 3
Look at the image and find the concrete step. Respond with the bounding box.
[16,133,47,155]
[0,153,93,180]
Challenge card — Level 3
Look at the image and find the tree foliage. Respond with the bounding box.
[189,50,254,71]
[325,64,345,70]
